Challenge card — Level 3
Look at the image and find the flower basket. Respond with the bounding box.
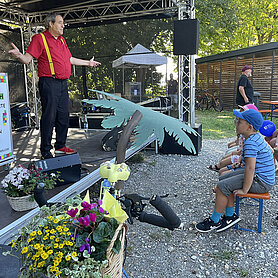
[101,223,127,278]
[7,195,38,212]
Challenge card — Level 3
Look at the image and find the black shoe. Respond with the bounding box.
[216,213,241,233]
[195,217,221,233]
[41,152,53,160]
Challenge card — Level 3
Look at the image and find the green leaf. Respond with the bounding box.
[112,238,121,254]
[93,222,111,243]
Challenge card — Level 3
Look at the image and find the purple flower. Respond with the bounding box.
[89,213,97,223]
[80,245,85,252]
[98,207,105,213]
[81,201,91,211]
[78,216,90,227]
[98,199,103,206]
[67,208,78,218]
[91,203,96,209]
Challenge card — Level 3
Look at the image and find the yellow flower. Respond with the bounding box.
[37,261,45,268]
[65,255,71,261]
[53,260,59,266]
[50,229,56,234]
[27,238,31,243]
[11,242,16,248]
[53,218,59,224]
[34,244,40,250]
[67,232,71,236]
[41,252,49,260]
[21,247,28,254]
[30,231,36,237]
[60,232,66,235]
[59,244,64,249]
[50,266,56,272]
[72,251,77,257]
[50,236,55,240]
[63,227,69,232]
[37,230,42,235]
[47,249,53,255]
[55,238,59,242]
[54,243,59,248]
[60,216,64,220]
[29,264,33,271]
[47,216,53,221]
[43,236,48,241]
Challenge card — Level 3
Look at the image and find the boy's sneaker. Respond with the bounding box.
[195,217,221,233]
[55,147,76,155]
[216,213,241,233]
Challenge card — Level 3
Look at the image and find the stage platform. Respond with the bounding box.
[0,128,155,244]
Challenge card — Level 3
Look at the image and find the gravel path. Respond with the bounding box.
[123,138,278,278]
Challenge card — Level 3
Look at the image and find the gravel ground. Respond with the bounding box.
[123,138,278,278]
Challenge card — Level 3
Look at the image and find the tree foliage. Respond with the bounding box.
[196,0,278,56]
[64,19,173,98]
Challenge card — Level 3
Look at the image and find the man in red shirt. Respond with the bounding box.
[9,13,100,159]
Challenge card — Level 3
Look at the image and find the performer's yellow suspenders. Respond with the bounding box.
[40,33,65,77]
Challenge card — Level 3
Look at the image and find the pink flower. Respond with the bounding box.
[98,207,104,213]
[67,208,78,218]
[89,213,97,223]
[81,201,91,211]
[78,216,90,227]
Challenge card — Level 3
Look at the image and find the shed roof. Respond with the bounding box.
[196,42,278,64]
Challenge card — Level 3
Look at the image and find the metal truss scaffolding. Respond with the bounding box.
[176,0,195,126]
[20,24,42,128]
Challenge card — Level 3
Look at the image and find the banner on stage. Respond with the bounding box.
[0,73,15,166]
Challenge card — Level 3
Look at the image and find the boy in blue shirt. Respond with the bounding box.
[196,109,275,232]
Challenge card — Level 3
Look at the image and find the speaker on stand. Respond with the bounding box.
[173,19,200,55]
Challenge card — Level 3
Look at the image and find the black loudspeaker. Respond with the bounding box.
[159,124,202,155]
[173,19,200,55]
[33,153,82,186]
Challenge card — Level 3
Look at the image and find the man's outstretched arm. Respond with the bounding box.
[9,43,33,64]
[70,57,101,67]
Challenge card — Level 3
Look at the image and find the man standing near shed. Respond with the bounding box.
[9,13,101,159]
[236,65,254,106]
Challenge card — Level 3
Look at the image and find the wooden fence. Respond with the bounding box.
[196,44,278,111]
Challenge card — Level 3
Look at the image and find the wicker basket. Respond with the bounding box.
[7,195,38,211]
[101,223,127,278]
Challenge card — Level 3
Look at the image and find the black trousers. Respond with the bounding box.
[38,77,69,155]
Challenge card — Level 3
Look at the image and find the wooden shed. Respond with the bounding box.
[196,42,278,111]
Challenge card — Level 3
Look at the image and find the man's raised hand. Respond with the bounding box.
[9,43,22,59]
[89,57,101,67]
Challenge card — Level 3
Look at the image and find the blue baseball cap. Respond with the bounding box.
[233,109,263,131]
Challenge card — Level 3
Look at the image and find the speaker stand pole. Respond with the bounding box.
[177,0,196,127]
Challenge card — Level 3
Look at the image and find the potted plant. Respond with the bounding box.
[3,196,126,278]
[1,165,60,211]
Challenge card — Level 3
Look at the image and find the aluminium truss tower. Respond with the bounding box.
[177,0,196,126]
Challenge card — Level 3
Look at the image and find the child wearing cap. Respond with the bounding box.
[196,109,275,233]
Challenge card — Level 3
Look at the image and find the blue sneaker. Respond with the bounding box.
[195,217,221,233]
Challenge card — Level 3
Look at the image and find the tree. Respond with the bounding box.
[64,18,173,99]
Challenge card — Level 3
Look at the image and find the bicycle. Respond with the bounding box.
[195,89,209,110]
[195,89,223,112]
[206,89,223,112]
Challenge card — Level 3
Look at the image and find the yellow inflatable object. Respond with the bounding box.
[99,161,130,183]
[101,191,128,224]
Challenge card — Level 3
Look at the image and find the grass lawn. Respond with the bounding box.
[195,109,278,140]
